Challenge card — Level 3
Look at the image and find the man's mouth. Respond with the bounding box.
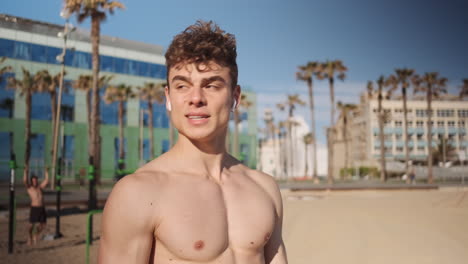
[187,115,209,120]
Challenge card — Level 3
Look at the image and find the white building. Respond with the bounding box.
[258,115,328,179]
[331,92,468,178]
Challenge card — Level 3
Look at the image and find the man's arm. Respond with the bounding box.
[98,174,158,264]
[23,170,30,188]
[260,173,288,264]
[40,167,49,189]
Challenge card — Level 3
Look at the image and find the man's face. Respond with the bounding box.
[166,61,240,142]
[31,177,38,187]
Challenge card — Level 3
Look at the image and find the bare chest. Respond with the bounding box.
[154,178,276,262]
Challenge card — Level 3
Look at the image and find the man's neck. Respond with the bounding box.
[167,134,234,181]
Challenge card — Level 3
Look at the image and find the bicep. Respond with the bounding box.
[98,177,155,263]
[263,174,287,264]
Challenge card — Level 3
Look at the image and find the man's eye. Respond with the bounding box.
[206,84,220,89]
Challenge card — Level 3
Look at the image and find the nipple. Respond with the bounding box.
[194,240,205,250]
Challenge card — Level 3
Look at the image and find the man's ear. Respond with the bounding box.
[233,85,241,109]
[165,85,171,111]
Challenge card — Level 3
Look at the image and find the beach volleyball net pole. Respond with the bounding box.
[86,209,103,264]
[8,153,16,254]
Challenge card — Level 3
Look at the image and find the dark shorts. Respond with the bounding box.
[30,206,47,223]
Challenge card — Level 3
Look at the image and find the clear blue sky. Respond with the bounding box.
[3,0,468,144]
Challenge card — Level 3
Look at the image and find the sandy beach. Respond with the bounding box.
[1,187,468,264]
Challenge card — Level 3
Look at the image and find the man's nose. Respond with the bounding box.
[189,87,206,106]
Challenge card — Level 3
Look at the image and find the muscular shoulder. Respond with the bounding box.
[104,170,168,231]
[245,169,283,215]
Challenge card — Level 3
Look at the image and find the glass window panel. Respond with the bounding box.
[149,64,159,78]
[31,43,47,62]
[126,59,139,75]
[72,51,91,69]
[138,62,150,77]
[13,41,31,60]
[0,38,14,57]
[47,46,62,64]
[31,92,51,120]
[100,55,114,72]
[114,57,125,74]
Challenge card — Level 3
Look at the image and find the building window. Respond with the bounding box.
[417,134,423,140]
[417,146,425,151]
[437,121,445,127]
[396,147,404,152]
[395,121,403,127]
[407,121,413,127]
[416,121,424,127]
[416,109,427,117]
[448,121,455,127]
[396,134,402,140]
[458,109,468,117]
[437,109,454,117]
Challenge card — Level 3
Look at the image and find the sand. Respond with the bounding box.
[1,187,467,264]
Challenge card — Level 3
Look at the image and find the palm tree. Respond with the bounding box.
[277,95,305,178]
[336,102,357,178]
[0,57,12,82]
[7,68,42,181]
[303,132,313,178]
[73,74,113,147]
[296,61,320,181]
[64,0,124,183]
[138,82,165,159]
[460,79,468,98]
[233,94,252,159]
[368,77,390,181]
[277,120,288,179]
[386,68,415,176]
[0,57,13,119]
[104,83,135,161]
[35,70,65,148]
[317,60,348,183]
[412,72,447,184]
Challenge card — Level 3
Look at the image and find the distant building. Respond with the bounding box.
[0,14,258,181]
[258,114,326,179]
[330,92,468,178]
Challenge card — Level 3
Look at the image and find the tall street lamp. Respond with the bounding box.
[50,9,75,239]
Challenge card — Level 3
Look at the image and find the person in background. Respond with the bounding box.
[23,167,49,245]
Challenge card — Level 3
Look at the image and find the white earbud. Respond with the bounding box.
[232,99,237,111]
[166,100,172,111]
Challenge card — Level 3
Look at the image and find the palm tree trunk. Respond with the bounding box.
[24,90,32,180]
[328,77,336,184]
[86,91,91,144]
[304,141,309,177]
[89,14,101,205]
[118,101,124,160]
[378,87,387,181]
[148,102,154,159]
[307,78,319,180]
[50,91,57,155]
[343,117,349,178]
[402,85,410,180]
[233,109,240,158]
[427,87,433,183]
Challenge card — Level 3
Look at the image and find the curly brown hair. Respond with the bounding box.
[165,20,238,88]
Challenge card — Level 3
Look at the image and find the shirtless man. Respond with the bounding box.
[99,21,288,264]
[23,168,49,245]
